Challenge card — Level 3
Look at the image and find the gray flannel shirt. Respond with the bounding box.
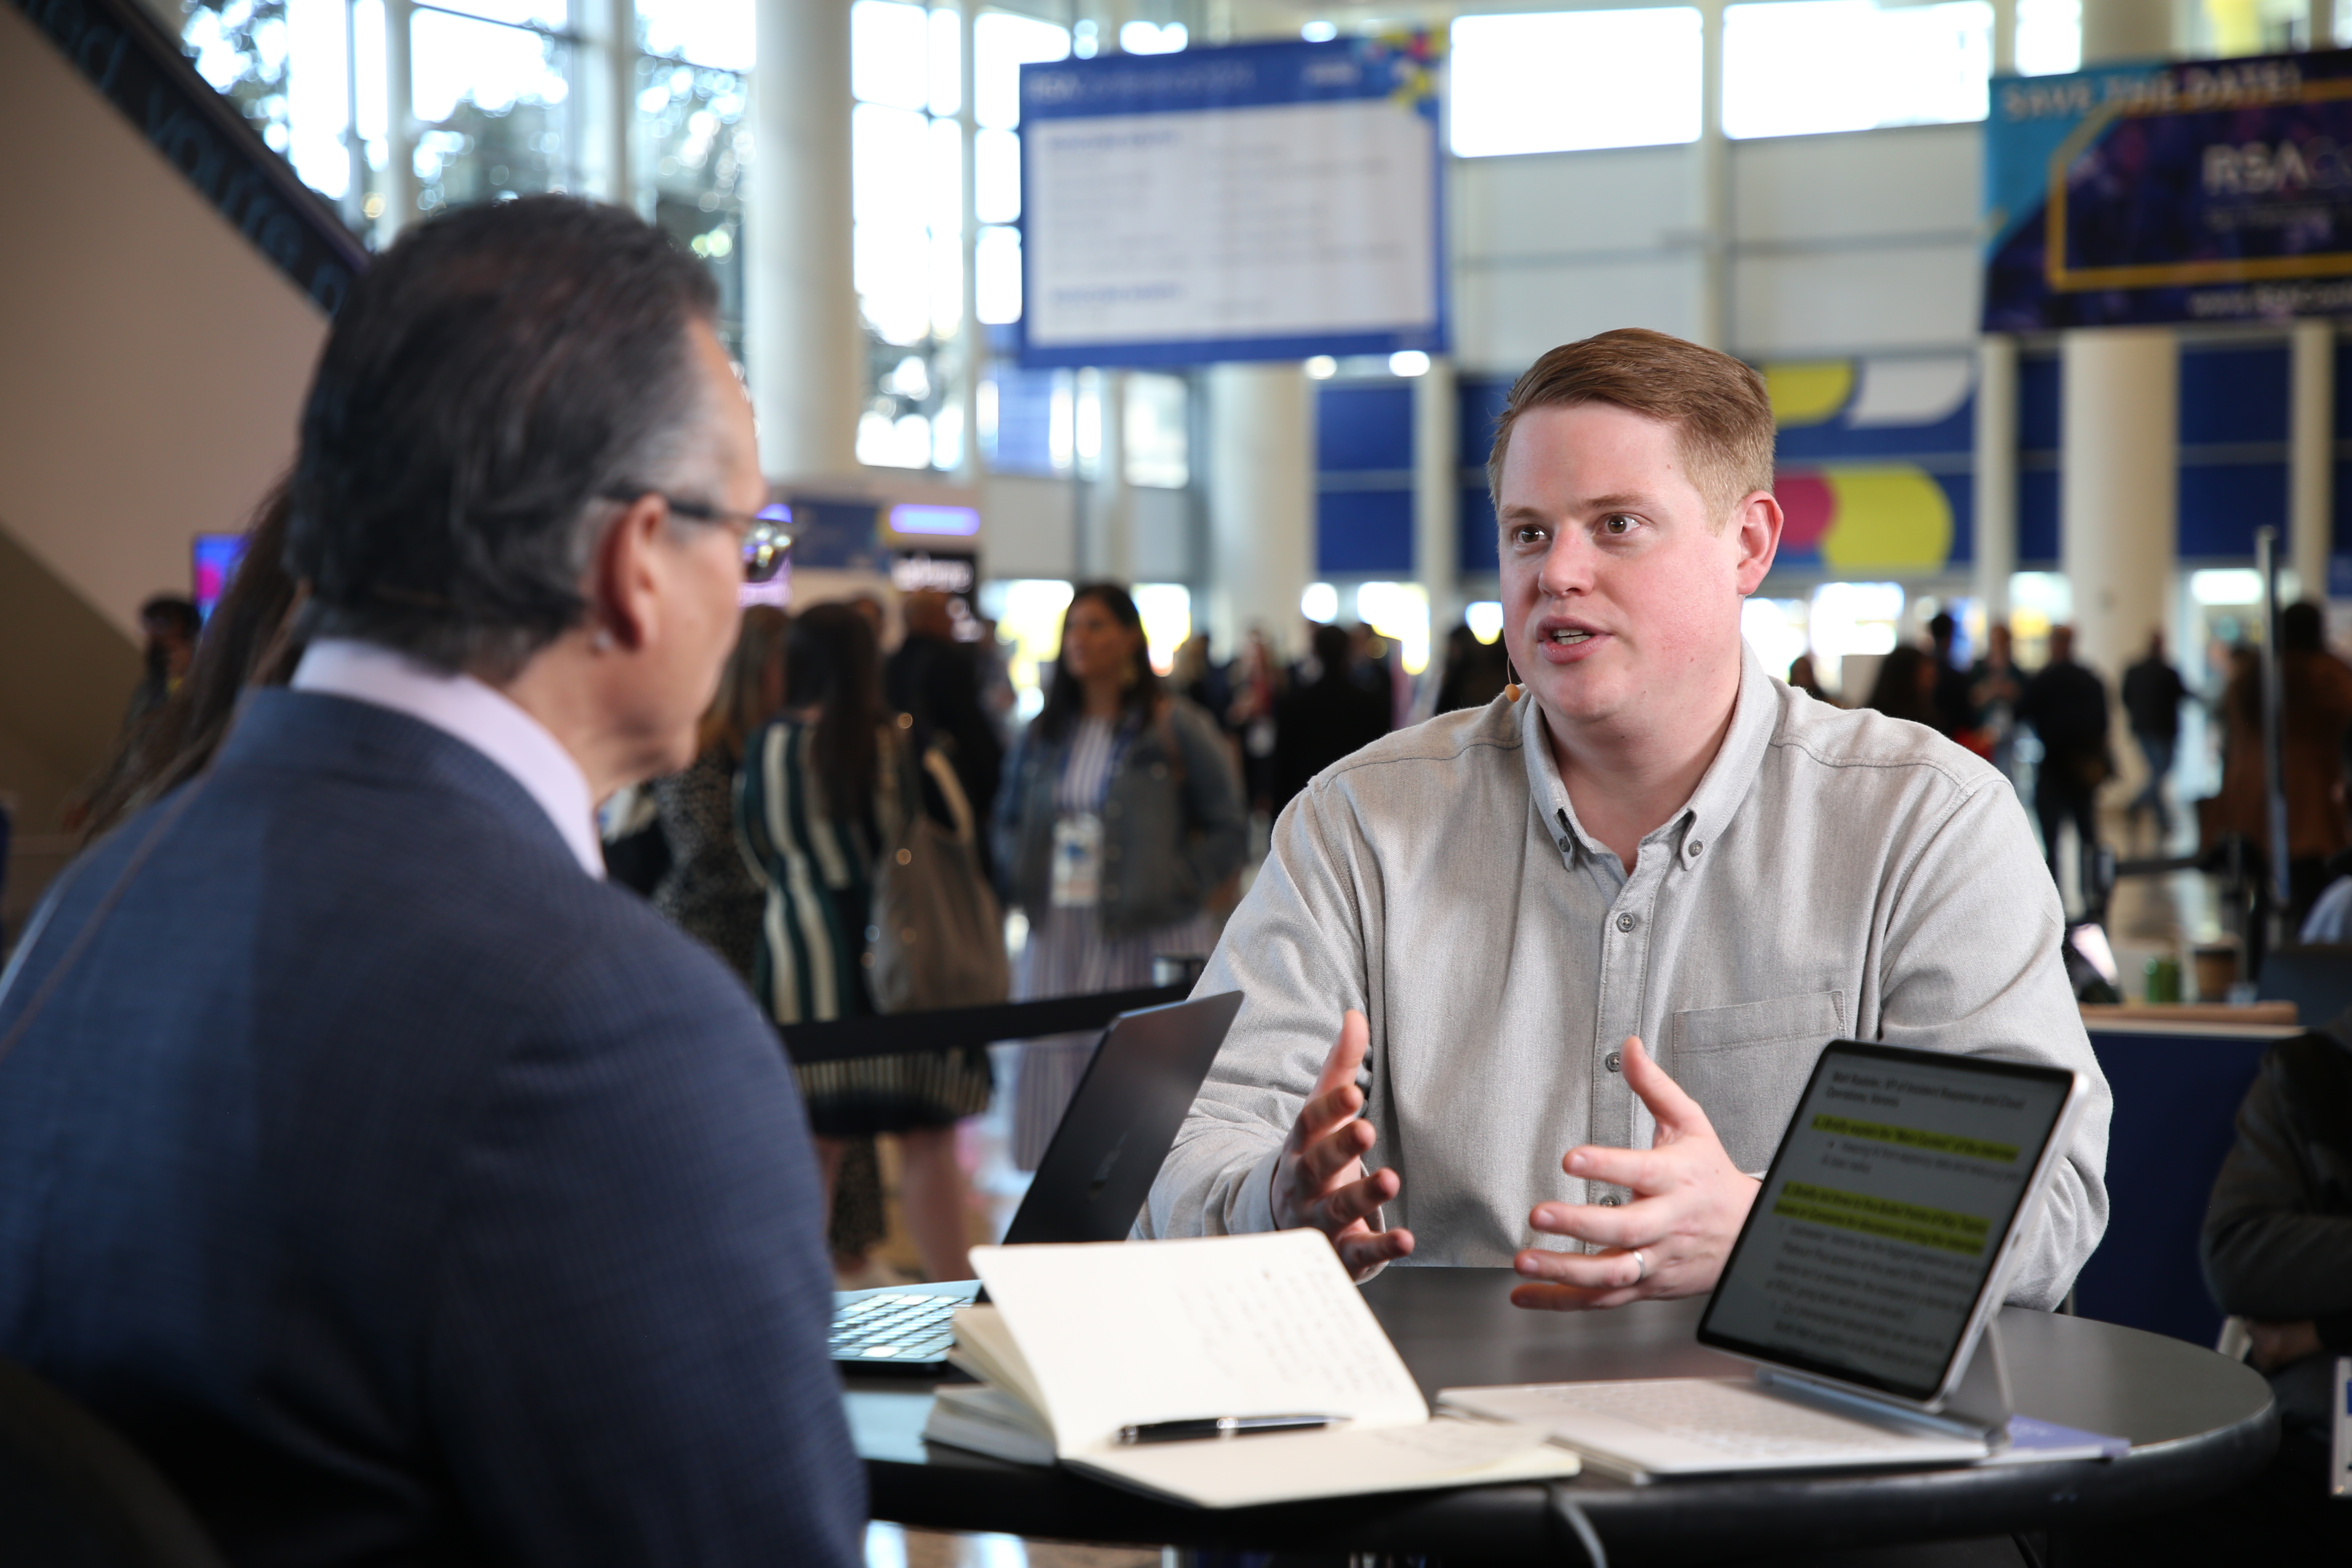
[1142,645,2110,1309]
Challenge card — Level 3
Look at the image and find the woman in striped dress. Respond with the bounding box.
[993,584,1249,1168]
[738,603,990,1283]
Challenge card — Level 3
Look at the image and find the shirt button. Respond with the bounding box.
[1598,1194,1623,1207]
[1605,1051,1622,1073]
[1615,913,1636,933]
[1687,839,1704,857]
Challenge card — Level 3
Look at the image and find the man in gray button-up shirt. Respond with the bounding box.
[1143,330,2109,1313]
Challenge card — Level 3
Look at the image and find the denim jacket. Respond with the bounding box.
[994,698,1247,940]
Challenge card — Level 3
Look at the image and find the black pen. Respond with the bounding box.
[1117,1414,1341,1445]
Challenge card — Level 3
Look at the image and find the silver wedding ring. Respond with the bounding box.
[1630,1250,1648,1285]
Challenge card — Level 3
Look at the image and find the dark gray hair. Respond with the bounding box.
[286,196,721,679]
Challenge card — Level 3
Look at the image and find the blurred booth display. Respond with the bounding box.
[1986,49,2352,330]
[191,533,247,623]
[758,486,987,630]
[1014,37,1445,367]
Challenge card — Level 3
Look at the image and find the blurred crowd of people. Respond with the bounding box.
[1806,604,2352,939]
[69,529,2352,1292]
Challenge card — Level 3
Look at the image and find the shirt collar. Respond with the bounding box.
[1520,638,1780,866]
[291,639,606,879]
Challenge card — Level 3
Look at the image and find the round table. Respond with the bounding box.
[845,1267,2276,1565]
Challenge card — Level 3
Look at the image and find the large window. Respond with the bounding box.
[971,11,1071,328]
[1448,9,1703,157]
[2014,0,2081,74]
[637,0,755,358]
[174,1,744,334]
[849,0,967,469]
[408,2,577,216]
[1722,0,1992,140]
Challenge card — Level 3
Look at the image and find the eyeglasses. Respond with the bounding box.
[601,488,792,583]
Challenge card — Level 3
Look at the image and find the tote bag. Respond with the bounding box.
[870,744,1011,1014]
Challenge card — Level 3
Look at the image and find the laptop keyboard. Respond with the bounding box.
[830,1292,959,1363]
[1547,1380,1929,1459]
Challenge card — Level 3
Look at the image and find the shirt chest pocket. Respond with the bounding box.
[1666,990,1847,1176]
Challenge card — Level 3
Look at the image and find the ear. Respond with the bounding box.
[1730,490,1782,596]
[593,497,671,653]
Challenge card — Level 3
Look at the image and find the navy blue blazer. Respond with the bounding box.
[0,690,865,1567]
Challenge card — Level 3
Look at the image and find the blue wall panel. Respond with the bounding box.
[1938,473,1975,567]
[1317,489,1414,575]
[1460,485,1498,576]
[1459,377,1511,468]
[2178,463,2286,560]
[1317,385,1414,472]
[2178,345,2288,444]
[2020,355,2062,450]
[2019,468,2060,565]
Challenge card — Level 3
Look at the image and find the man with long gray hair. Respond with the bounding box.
[0,198,861,1566]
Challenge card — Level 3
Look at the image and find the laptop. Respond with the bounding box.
[1440,1038,2091,1478]
[830,989,1245,1367]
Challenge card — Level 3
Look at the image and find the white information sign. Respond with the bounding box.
[1016,40,1444,366]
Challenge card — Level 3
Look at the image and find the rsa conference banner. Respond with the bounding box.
[1016,37,1446,367]
[1986,49,2352,329]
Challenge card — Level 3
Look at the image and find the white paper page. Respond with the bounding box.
[946,1306,1047,1415]
[971,1230,1428,1453]
[1073,1418,1579,1510]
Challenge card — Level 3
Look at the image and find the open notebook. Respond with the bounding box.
[922,1230,1580,1508]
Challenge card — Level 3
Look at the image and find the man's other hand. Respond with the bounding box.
[1272,1010,1414,1281]
[1510,1035,1757,1311]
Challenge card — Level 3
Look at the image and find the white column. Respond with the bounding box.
[381,0,416,247]
[603,0,636,213]
[2061,0,2181,799]
[1694,0,1731,351]
[1206,362,1315,660]
[748,0,859,482]
[1083,371,1134,581]
[2061,328,2177,683]
[1973,335,2019,634]
[953,0,981,483]
[2291,318,2335,603]
[1990,0,2018,72]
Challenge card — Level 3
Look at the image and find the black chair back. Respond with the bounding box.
[0,1359,223,1568]
[2257,944,2352,1036]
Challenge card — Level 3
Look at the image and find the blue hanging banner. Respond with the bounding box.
[1016,37,1446,368]
[1985,49,2352,329]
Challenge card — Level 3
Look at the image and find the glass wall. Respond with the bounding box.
[1449,9,1703,157]
[636,0,755,358]
[172,0,745,343]
[849,0,966,469]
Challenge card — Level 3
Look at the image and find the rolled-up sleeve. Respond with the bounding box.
[1143,788,1367,1240]
[1873,773,2111,1308]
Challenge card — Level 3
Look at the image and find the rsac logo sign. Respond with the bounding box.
[2202,137,2352,196]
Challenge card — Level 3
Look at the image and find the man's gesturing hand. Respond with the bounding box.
[1272,1010,1414,1281]
[1510,1035,1757,1311]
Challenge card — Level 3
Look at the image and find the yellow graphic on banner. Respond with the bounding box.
[1818,468,1953,574]
[1764,362,1855,427]
[1773,1180,1992,1256]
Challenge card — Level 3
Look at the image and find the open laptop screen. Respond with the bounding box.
[1698,1041,2079,1406]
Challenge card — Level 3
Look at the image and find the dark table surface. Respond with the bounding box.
[846,1267,2275,1565]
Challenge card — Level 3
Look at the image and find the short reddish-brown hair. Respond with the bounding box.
[1486,328,1776,527]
